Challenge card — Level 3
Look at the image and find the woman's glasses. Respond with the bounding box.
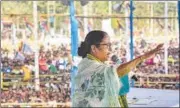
[96,43,112,49]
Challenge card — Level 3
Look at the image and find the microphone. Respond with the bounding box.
[131,75,138,81]
[111,54,138,81]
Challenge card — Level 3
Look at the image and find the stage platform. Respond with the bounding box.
[127,88,179,107]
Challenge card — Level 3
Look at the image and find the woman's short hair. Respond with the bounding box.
[78,30,108,58]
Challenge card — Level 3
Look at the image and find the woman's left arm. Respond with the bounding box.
[117,44,163,77]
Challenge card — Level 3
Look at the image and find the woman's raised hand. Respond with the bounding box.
[154,43,164,52]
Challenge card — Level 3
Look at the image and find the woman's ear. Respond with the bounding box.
[91,45,96,54]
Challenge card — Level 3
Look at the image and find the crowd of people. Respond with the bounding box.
[1,37,179,105]
[1,84,70,103]
[110,38,179,89]
[1,44,71,106]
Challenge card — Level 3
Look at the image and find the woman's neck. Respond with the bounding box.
[87,54,102,63]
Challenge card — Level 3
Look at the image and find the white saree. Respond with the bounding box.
[72,58,121,107]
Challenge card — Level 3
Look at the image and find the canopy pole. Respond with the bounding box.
[33,1,40,91]
[164,2,168,74]
[130,0,134,60]
[83,4,88,35]
[70,0,79,100]
[178,1,180,34]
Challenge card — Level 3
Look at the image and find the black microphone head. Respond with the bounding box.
[131,75,138,81]
[111,55,119,63]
